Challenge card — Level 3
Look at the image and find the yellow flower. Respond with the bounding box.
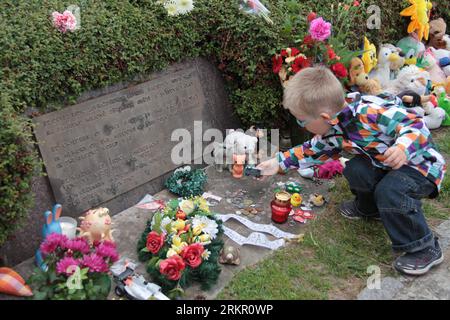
[179,199,195,214]
[167,248,178,258]
[171,235,187,253]
[199,234,210,243]
[193,225,203,236]
[172,219,186,232]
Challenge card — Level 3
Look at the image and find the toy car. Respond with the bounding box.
[285,181,302,193]
[111,258,169,300]
[244,166,262,177]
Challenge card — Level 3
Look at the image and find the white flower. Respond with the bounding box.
[164,1,179,16]
[192,215,219,240]
[202,249,211,261]
[160,217,172,234]
[179,199,195,214]
[175,0,194,15]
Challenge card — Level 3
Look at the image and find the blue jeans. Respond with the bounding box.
[343,156,437,253]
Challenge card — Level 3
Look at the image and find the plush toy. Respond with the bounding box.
[400,0,433,42]
[348,57,382,95]
[0,268,33,297]
[35,204,62,271]
[232,154,246,178]
[362,37,377,74]
[385,65,430,95]
[419,48,447,84]
[400,92,446,129]
[443,35,450,51]
[428,18,447,49]
[430,48,450,76]
[397,34,426,65]
[438,92,450,126]
[78,207,114,244]
[383,44,405,79]
[370,44,401,88]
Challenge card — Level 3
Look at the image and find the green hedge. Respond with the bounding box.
[0,0,448,247]
[0,95,40,246]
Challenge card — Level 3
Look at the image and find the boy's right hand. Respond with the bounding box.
[256,157,280,176]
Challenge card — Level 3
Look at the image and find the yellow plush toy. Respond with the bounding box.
[400,0,433,42]
[362,37,377,74]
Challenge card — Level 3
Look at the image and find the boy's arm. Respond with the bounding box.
[277,135,342,172]
[372,106,431,160]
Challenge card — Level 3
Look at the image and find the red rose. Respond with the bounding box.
[146,231,165,254]
[292,56,311,73]
[303,35,314,47]
[280,49,288,57]
[290,47,300,57]
[272,54,283,74]
[307,12,317,23]
[181,243,204,268]
[353,0,360,7]
[159,255,186,281]
[327,47,337,60]
[331,63,348,78]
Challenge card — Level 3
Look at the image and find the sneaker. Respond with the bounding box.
[394,238,444,276]
[339,200,381,221]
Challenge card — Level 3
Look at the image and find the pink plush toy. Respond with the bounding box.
[315,160,344,179]
[422,48,447,84]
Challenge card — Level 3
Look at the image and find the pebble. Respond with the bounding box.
[236,210,242,215]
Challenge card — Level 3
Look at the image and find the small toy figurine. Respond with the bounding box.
[285,181,302,193]
[232,154,246,178]
[219,246,241,265]
[111,258,169,300]
[35,204,62,271]
[78,207,114,244]
[290,193,302,207]
[309,194,325,207]
[244,166,262,178]
[361,37,378,74]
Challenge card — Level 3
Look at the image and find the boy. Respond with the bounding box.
[257,66,447,275]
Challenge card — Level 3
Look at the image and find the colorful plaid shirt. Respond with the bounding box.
[277,96,447,194]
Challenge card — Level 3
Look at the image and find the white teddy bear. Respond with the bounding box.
[213,130,258,172]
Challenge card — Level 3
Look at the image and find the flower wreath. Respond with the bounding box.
[165,166,207,198]
[137,196,223,295]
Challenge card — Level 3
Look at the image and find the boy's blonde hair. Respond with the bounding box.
[283,66,345,117]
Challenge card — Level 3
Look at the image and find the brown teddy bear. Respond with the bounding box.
[348,57,382,95]
[428,18,447,49]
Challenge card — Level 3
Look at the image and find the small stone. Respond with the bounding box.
[236,210,242,215]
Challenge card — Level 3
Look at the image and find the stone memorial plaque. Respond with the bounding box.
[34,63,228,214]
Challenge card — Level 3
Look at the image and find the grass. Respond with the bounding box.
[218,127,450,300]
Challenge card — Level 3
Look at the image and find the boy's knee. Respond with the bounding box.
[343,157,375,190]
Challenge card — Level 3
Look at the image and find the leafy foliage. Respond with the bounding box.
[0,95,41,246]
[165,168,207,197]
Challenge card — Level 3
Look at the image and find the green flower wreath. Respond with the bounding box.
[137,197,223,297]
[165,167,207,197]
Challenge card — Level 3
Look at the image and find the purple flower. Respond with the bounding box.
[56,257,80,276]
[309,17,332,41]
[65,237,90,254]
[95,242,119,263]
[80,253,109,273]
[40,233,68,255]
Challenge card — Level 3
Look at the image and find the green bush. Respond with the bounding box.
[0,0,448,246]
[0,95,41,246]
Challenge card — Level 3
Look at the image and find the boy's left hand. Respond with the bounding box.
[383,146,407,170]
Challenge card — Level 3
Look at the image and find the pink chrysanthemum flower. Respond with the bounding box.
[80,253,109,273]
[40,233,68,255]
[65,237,91,254]
[52,10,77,33]
[309,17,332,41]
[56,257,80,276]
[95,242,119,263]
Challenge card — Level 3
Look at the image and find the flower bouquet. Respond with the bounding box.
[28,234,118,300]
[239,0,273,24]
[273,13,352,87]
[137,196,223,296]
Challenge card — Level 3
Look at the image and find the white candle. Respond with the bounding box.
[59,217,77,239]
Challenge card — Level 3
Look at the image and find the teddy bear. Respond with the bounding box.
[348,57,382,95]
[428,18,447,50]
[369,44,401,88]
[430,47,450,76]
[213,130,258,172]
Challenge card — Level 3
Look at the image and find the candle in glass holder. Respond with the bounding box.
[59,217,78,239]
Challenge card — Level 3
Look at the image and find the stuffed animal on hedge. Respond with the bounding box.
[348,57,382,95]
[430,47,450,76]
[397,34,426,65]
[369,44,401,88]
[361,36,377,73]
[428,18,447,49]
